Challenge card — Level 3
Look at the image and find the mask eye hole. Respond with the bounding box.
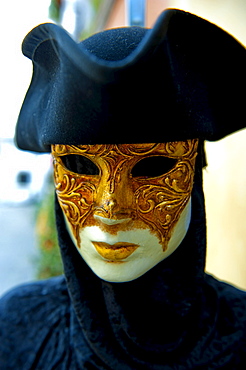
[60,155,99,175]
[131,156,177,178]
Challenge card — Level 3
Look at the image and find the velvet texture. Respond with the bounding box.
[15,9,246,152]
[1,157,246,368]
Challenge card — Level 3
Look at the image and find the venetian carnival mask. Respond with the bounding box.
[52,140,198,282]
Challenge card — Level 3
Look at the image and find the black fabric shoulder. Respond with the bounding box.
[0,277,73,369]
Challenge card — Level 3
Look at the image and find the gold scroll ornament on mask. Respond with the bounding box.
[52,140,198,251]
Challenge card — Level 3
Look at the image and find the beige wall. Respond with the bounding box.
[105,0,246,290]
[204,130,246,290]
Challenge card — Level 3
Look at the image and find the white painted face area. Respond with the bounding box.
[65,198,192,282]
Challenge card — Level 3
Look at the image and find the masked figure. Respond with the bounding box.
[1,9,246,369]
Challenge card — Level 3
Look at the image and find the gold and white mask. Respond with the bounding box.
[52,140,198,282]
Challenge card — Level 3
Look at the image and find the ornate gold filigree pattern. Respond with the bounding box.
[52,140,198,250]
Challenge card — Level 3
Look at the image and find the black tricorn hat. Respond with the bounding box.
[15,9,246,153]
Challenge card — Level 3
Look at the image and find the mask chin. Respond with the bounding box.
[63,198,192,282]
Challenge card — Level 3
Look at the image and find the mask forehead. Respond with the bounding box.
[52,141,196,158]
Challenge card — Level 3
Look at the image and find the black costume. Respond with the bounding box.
[1,9,246,369]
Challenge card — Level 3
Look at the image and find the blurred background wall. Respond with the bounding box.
[1,0,246,296]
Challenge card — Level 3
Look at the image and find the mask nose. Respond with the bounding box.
[93,172,135,221]
[94,193,133,221]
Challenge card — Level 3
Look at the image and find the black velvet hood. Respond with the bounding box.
[15,9,246,152]
[1,8,246,370]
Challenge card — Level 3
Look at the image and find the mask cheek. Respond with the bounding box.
[63,213,79,248]
[134,184,192,250]
[162,198,192,258]
[54,167,98,241]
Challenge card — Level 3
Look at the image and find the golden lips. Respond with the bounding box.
[92,241,139,261]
